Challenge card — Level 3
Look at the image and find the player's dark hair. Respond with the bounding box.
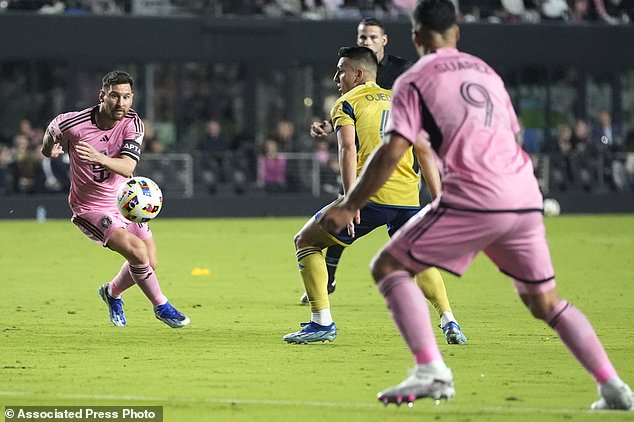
[102,70,134,89]
[413,0,456,33]
[338,46,379,73]
[359,17,385,32]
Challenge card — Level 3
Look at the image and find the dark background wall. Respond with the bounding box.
[1,14,633,71]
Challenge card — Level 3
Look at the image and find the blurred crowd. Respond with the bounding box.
[524,112,634,192]
[3,111,634,197]
[1,0,633,24]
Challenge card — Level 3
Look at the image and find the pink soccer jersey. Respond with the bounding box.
[47,106,144,213]
[387,47,543,211]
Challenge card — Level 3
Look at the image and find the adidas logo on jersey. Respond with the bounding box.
[99,135,110,143]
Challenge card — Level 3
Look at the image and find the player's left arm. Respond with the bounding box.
[337,125,357,196]
[319,134,410,233]
[346,134,410,209]
[75,141,138,177]
[337,124,360,234]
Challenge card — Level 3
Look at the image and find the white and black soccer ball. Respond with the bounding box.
[543,198,561,217]
[117,176,163,222]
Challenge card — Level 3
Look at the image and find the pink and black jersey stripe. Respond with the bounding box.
[120,110,144,162]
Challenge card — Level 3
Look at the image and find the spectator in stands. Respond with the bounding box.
[258,139,287,193]
[0,145,13,195]
[570,0,623,24]
[624,129,634,191]
[274,119,297,151]
[539,0,570,21]
[198,119,231,194]
[571,118,598,191]
[315,139,340,194]
[593,110,621,149]
[592,110,629,191]
[550,123,576,191]
[16,119,36,143]
[274,119,309,191]
[11,134,43,194]
[142,120,164,153]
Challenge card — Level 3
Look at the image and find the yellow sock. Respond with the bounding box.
[415,267,452,317]
[296,246,330,312]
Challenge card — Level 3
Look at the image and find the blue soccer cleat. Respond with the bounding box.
[283,321,337,344]
[98,283,126,327]
[442,321,467,345]
[154,302,190,328]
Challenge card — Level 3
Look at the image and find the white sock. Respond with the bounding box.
[107,284,122,299]
[416,360,448,373]
[440,311,456,328]
[601,376,625,388]
[311,309,333,326]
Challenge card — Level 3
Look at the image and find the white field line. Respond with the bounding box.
[0,390,605,415]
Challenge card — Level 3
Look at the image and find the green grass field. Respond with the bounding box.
[1,215,633,422]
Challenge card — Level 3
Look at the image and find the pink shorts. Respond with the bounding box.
[71,208,152,247]
[385,201,556,294]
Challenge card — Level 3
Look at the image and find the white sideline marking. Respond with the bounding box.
[0,391,599,414]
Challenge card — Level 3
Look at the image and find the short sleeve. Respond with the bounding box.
[330,99,355,131]
[120,114,144,161]
[47,114,66,140]
[386,78,422,145]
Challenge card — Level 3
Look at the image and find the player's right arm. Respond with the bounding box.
[75,142,137,177]
[75,114,144,178]
[41,120,65,158]
[310,120,334,139]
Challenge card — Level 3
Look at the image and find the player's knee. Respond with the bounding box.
[293,232,302,250]
[520,292,560,321]
[371,251,409,284]
[125,237,149,264]
[526,302,549,320]
[294,229,314,250]
[370,251,394,283]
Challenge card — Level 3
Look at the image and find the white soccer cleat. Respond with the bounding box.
[377,365,455,406]
[591,381,633,411]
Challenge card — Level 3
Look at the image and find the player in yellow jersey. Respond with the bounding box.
[283,46,466,344]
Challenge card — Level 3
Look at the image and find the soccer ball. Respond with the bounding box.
[543,198,561,216]
[116,177,163,222]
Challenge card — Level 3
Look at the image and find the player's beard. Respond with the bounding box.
[110,108,126,121]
